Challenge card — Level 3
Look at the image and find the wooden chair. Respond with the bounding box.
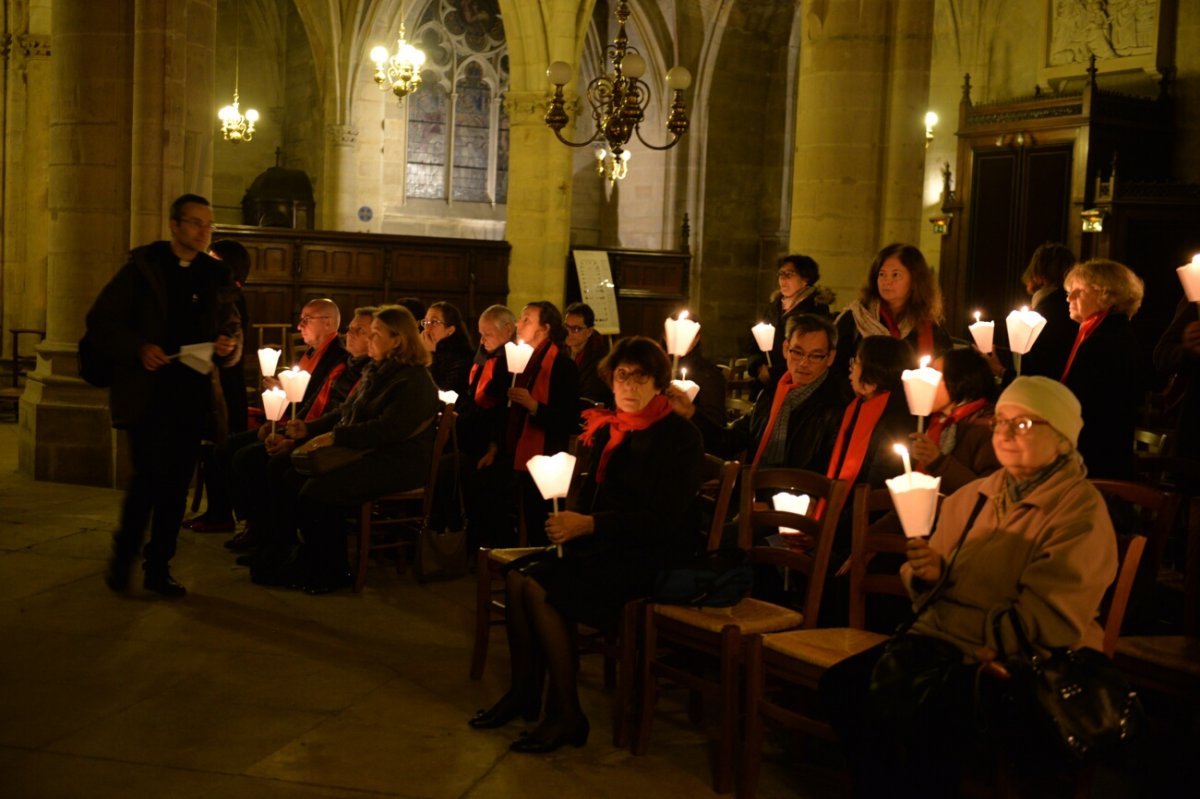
[1134,428,1172,457]
[740,485,915,798]
[0,327,45,419]
[351,404,456,592]
[726,396,755,422]
[632,467,850,794]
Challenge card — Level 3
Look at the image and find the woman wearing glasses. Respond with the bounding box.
[751,254,836,387]
[420,301,474,399]
[832,376,1117,796]
[470,337,703,754]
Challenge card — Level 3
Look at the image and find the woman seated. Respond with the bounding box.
[469,337,704,753]
[833,243,952,389]
[254,305,440,593]
[421,301,474,398]
[829,376,1118,797]
[906,347,1000,494]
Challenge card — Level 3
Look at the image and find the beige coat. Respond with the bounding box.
[903,455,1117,659]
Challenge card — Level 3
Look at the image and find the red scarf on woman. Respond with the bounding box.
[469,356,499,409]
[580,393,672,483]
[1060,310,1108,382]
[752,371,808,467]
[511,340,560,472]
[919,398,989,470]
[825,392,891,487]
[879,304,935,355]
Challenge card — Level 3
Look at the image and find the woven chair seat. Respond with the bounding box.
[763,627,888,669]
[655,598,804,635]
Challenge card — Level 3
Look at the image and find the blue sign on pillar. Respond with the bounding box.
[358,206,373,222]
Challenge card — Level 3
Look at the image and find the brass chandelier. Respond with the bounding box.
[544,0,691,182]
[218,0,259,143]
[370,1,426,103]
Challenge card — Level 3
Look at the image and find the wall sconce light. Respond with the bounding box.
[929,213,952,235]
[924,111,938,148]
[1081,208,1105,233]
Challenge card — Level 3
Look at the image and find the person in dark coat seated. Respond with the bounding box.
[421,300,473,397]
[468,336,703,754]
[674,327,728,437]
[671,313,848,471]
[254,305,440,594]
[565,302,612,408]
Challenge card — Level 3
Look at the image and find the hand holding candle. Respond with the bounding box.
[1006,306,1047,376]
[257,347,282,378]
[261,387,289,439]
[886,443,941,538]
[968,310,995,354]
[504,340,535,405]
[751,322,776,366]
[277,366,312,420]
[527,452,577,557]
[670,366,700,401]
[901,355,943,433]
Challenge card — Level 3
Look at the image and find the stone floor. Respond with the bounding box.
[0,422,841,799]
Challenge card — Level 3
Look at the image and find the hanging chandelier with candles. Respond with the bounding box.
[218,0,259,143]
[370,1,426,104]
[544,0,692,182]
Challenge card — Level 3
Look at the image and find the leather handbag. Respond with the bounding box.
[991,609,1144,763]
[414,526,468,582]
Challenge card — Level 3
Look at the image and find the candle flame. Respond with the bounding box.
[681,367,687,380]
[974,310,981,323]
[1193,253,1200,266]
[919,355,931,368]
[679,310,689,321]
[893,442,909,457]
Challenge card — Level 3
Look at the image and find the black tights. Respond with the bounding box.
[501,570,584,738]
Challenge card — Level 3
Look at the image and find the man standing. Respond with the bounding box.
[88,194,242,597]
[564,302,611,407]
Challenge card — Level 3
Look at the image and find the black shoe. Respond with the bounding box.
[224,526,257,551]
[104,559,131,593]
[468,694,541,730]
[508,717,590,753]
[303,571,352,595]
[143,569,187,598]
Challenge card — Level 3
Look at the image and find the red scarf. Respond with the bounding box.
[919,398,988,470]
[751,371,808,467]
[1061,310,1108,382]
[511,340,560,472]
[879,305,935,356]
[580,393,672,483]
[823,392,891,499]
[470,355,500,409]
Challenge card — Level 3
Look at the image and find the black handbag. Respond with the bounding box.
[991,609,1144,763]
[652,549,753,608]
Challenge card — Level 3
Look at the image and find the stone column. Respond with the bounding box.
[788,0,934,301]
[321,123,360,230]
[20,0,135,485]
[503,89,574,310]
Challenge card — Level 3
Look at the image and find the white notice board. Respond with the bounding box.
[572,250,621,335]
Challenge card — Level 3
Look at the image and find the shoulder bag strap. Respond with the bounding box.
[899,493,988,633]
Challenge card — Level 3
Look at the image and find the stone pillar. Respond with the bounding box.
[503,89,574,310]
[788,0,934,301]
[20,0,136,485]
[321,123,360,230]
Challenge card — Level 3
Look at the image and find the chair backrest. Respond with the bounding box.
[1089,478,1181,598]
[737,467,851,629]
[846,486,944,630]
[697,455,740,551]
[1133,428,1170,457]
[420,404,457,518]
[1101,533,1147,657]
[725,396,754,422]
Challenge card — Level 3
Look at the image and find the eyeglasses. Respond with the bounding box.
[777,270,799,280]
[177,217,215,231]
[298,315,333,326]
[613,368,651,385]
[786,348,829,364]
[419,319,444,329]
[989,416,1052,437]
[347,325,370,336]
[565,324,589,334]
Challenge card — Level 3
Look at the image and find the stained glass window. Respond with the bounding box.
[453,64,490,202]
[406,79,448,200]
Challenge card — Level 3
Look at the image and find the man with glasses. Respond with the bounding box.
[564,302,612,407]
[87,194,242,597]
[671,314,849,470]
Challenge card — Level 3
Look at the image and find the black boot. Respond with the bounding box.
[104,558,131,593]
[143,564,187,598]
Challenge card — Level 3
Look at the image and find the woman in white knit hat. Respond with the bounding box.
[828,376,1119,797]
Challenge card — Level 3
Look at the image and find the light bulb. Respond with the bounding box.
[924,110,939,128]
[622,52,646,79]
[547,61,573,86]
[665,66,692,90]
[370,45,389,64]
[246,108,259,122]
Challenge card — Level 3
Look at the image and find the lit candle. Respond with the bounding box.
[257,347,281,378]
[664,311,701,378]
[504,339,535,405]
[261,387,288,439]
[1177,254,1200,304]
[751,322,776,366]
[884,470,942,539]
[526,452,578,558]
[968,310,995,354]
[893,442,913,484]
[438,389,459,406]
[670,377,700,401]
[1006,305,1048,376]
[901,355,943,433]
[772,491,811,537]
[277,366,312,420]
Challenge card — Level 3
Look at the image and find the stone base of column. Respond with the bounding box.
[18,341,119,487]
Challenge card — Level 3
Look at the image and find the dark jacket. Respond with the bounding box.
[85,241,242,428]
[541,413,704,628]
[1063,313,1142,480]
[700,370,850,471]
[1154,298,1200,458]
[457,344,511,456]
[922,404,1000,494]
[430,334,474,397]
[991,287,1076,381]
[575,332,613,408]
[678,347,728,434]
[306,358,440,469]
[750,287,836,385]
[505,341,580,460]
[297,336,350,420]
[219,292,250,433]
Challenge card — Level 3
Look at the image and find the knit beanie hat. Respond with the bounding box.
[995,376,1083,448]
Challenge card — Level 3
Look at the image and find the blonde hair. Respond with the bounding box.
[1064,259,1144,317]
[373,305,431,367]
